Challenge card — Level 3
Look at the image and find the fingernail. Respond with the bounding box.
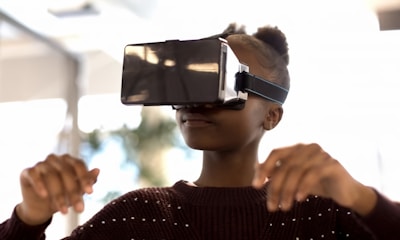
[280,201,290,211]
[60,205,68,214]
[85,185,93,193]
[296,192,304,202]
[75,201,84,212]
[267,201,276,211]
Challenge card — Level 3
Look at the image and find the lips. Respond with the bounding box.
[181,112,214,127]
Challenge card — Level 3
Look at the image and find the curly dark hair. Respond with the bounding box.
[215,23,290,90]
[253,26,289,66]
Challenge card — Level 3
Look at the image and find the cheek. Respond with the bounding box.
[223,111,264,140]
[229,117,260,137]
[238,105,267,137]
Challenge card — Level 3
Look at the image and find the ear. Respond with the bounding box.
[263,104,283,130]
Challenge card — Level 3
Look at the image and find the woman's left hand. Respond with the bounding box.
[253,143,377,215]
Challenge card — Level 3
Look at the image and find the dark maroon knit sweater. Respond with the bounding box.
[1,180,400,239]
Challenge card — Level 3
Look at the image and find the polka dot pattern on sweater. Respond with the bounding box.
[67,181,378,240]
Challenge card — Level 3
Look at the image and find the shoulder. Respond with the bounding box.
[69,183,191,238]
[290,195,375,238]
[294,195,359,223]
[71,185,180,232]
[95,180,192,217]
[102,185,181,213]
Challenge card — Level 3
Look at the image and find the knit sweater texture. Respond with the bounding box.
[1,180,400,239]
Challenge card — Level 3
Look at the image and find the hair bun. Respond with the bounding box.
[253,26,289,65]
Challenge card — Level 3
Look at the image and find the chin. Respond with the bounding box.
[185,141,222,151]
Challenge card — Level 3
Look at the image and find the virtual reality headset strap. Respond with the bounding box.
[235,71,288,105]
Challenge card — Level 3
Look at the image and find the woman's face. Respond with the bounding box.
[175,96,270,151]
[175,39,282,152]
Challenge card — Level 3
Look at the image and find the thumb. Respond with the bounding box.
[84,168,100,194]
[252,163,267,188]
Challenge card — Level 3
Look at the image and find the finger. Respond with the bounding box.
[60,154,100,212]
[87,168,100,191]
[277,154,324,211]
[37,161,69,214]
[295,159,338,202]
[62,154,99,194]
[20,165,48,198]
[47,155,87,213]
[265,159,303,211]
[275,167,302,211]
[264,144,326,211]
[253,145,300,188]
[266,165,288,211]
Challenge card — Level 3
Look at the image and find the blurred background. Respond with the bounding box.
[1,0,400,238]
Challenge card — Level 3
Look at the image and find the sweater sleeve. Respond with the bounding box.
[358,189,400,240]
[0,206,51,240]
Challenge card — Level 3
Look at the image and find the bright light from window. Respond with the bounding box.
[78,94,142,133]
[0,98,68,238]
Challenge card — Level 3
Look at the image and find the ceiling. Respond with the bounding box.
[0,0,157,57]
[0,0,400,60]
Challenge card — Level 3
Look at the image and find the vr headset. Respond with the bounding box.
[121,37,288,110]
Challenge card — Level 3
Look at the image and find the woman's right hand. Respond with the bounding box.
[16,154,100,225]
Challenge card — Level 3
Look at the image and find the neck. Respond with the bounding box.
[194,149,259,187]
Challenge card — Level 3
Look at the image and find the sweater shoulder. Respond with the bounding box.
[100,185,181,216]
[69,184,188,238]
[118,185,176,201]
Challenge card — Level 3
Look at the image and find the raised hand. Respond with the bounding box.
[16,154,100,225]
[253,143,377,215]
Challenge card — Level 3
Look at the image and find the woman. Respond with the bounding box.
[1,23,399,240]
